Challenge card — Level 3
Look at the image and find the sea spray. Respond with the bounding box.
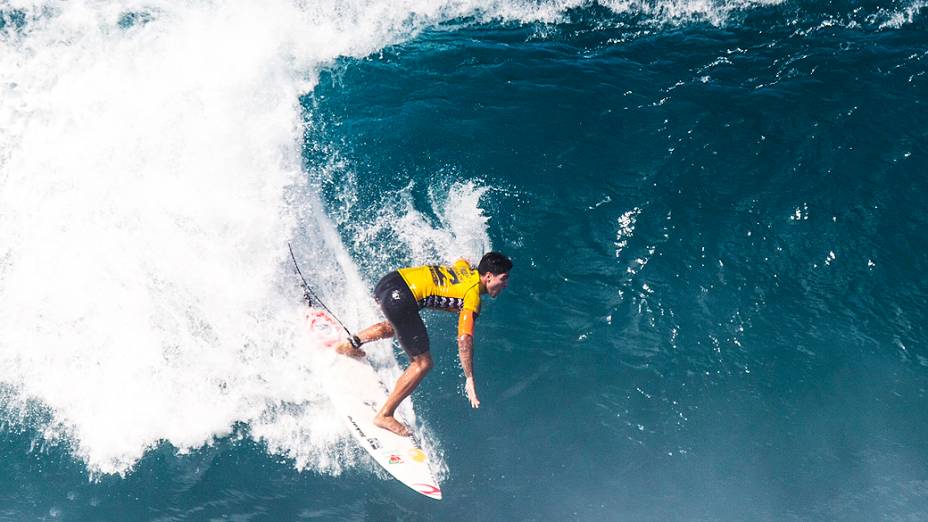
[0,0,507,477]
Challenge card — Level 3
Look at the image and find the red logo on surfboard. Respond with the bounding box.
[413,483,442,499]
[307,309,342,345]
[388,454,403,464]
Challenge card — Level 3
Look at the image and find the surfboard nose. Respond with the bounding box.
[414,483,442,500]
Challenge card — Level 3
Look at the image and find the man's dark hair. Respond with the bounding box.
[477,252,513,275]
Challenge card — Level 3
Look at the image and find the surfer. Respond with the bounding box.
[333,252,512,437]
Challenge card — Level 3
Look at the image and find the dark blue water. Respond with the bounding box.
[2,1,927,520]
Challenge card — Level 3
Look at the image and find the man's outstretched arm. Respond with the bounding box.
[458,333,480,408]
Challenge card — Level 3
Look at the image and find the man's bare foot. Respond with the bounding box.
[373,414,411,437]
[333,339,366,359]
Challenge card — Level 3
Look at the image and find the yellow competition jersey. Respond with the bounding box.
[398,259,481,316]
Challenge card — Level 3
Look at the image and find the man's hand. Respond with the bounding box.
[465,376,480,408]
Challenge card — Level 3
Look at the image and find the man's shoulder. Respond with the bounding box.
[454,258,482,275]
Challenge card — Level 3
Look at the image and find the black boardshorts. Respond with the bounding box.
[374,271,430,358]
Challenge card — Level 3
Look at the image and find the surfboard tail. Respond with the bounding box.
[314,308,445,500]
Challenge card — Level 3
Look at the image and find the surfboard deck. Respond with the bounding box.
[307,309,442,500]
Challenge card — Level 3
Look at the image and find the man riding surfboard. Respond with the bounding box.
[333,252,513,437]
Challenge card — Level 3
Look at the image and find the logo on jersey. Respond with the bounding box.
[391,290,401,300]
[428,265,461,286]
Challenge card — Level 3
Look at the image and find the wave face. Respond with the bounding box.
[2,0,927,519]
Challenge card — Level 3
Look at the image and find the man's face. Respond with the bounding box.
[484,271,509,298]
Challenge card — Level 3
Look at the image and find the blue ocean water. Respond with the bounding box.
[1,1,927,520]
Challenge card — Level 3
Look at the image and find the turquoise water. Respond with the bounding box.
[1,1,927,520]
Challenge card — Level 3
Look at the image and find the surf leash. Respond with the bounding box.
[287,242,364,349]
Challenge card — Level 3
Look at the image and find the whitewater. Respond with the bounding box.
[0,0,506,477]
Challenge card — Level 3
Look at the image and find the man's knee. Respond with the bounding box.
[413,353,433,373]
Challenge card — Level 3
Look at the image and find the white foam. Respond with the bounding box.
[790,202,809,221]
[602,0,784,26]
[0,0,520,477]
[0,0,426,476]
[347,178,494,271]
[869,0,928,29]
[615,207,641,258]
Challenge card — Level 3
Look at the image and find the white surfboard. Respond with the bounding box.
[307,309,443,500]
